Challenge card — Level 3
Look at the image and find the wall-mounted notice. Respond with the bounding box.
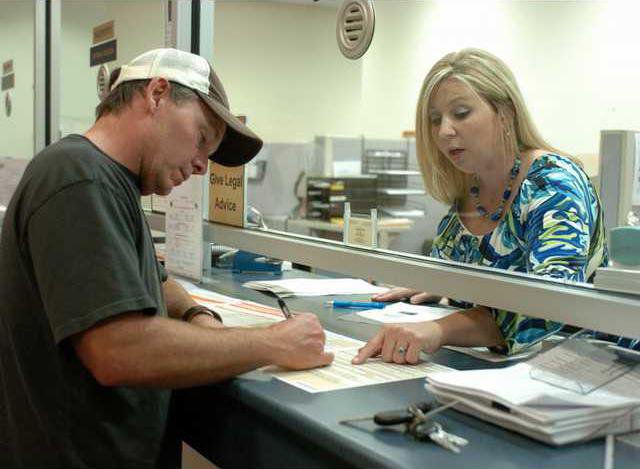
[166,176,204,282]
[2,60,12,75]
[348,216,376,247]
[90,39,117,67]
[1,73,14,91]
[90,20,117,67]
[209,162,246,227]
[93,20,115,44]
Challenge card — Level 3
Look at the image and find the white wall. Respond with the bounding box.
[214,0,640,156]
[0,0,35,159]
[60,0,165,137]
[213,1,363,142]
[363,0,640,155]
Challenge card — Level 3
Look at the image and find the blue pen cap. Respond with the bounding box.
[609,226,640,267]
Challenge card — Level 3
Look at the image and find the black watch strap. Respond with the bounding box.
[182,305,223,324]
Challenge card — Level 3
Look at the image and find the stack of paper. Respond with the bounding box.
[242,278,387,297]
[425,362,640,445]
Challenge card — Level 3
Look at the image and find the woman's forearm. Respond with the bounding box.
[435,306,504,348]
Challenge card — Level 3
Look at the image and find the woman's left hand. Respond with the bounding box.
[351,322,444,365]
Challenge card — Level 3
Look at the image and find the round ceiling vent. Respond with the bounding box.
[336,0,375,60]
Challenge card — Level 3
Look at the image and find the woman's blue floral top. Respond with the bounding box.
[431,153,638,354]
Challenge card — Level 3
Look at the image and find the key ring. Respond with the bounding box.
[406,405,433,438]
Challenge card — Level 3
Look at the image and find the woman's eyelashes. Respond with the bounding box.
[429,107,471,126]
[453,107,470,120]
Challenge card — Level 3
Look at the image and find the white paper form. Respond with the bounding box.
[177,284,453,393]
[176,278,241,305]
[357,302,454,323]
[207,301,285,327]
[165,176,204,282]
[243,278,387,297]
[266,330,453,393]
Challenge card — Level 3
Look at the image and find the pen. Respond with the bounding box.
[276,297,293,319]
[326,300,386,309]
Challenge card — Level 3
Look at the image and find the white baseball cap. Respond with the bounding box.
[111,48,262,167]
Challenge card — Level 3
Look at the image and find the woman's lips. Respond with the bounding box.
[449,148,465,157]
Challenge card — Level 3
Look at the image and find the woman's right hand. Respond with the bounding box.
[372,287,440,304]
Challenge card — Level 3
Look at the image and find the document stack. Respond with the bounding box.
[425,340,640,445]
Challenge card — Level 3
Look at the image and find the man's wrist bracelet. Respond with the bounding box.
[182,305,223,324]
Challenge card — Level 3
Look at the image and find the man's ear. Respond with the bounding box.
[145,77,171,113]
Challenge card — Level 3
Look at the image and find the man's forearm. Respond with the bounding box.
[74,313,278,388]
[162,276,200,320]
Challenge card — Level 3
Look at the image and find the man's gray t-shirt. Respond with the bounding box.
[0,135,173,467]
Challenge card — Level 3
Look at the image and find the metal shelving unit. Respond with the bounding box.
[363,149,425,217]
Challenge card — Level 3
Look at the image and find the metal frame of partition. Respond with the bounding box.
[33,0,58,153]
[147,212,640,339]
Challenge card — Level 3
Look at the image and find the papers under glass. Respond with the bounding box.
[528,331,640,395]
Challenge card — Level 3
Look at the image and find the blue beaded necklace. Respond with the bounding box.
[469,154,521,222]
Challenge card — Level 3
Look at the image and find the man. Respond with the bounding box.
[0,48,333,468]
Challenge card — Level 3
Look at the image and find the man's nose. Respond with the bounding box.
[192,155,208,175]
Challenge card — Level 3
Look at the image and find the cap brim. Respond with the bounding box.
[196,91,263,167]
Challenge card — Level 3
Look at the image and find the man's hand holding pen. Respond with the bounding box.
[266,313,334,370]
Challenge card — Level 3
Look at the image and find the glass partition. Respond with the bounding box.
[213,0,640,292]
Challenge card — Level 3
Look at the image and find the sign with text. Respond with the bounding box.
[2,60,13,75]
[1,73,14,91]
[347,216,376,247]
[209,162,245,227]
[90,39,117,67]
[93,20,115,44]
[166,176,204,282]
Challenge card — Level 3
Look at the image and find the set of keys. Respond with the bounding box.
[339,401,468,454]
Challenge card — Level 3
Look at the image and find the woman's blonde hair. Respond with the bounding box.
[416,48,563,205]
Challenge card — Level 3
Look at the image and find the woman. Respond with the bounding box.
[353,48,619,365]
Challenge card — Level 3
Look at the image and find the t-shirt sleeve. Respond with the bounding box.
[27,180,160,344]
[492,174,594,354]
[157,260,168,282]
